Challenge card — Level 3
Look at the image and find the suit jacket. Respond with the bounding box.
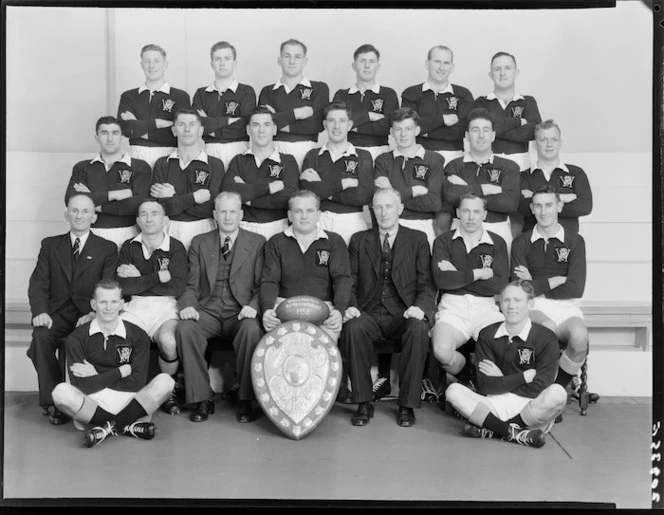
[178,228,266,314]
[28,232,118,318]
[348,225,436,325]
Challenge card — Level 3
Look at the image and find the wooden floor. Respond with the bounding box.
[2,392,652,509]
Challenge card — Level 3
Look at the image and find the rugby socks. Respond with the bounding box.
[555,351,584,387]
[114,399,148,429]
[158,354,179,377]
[481,413,510,439]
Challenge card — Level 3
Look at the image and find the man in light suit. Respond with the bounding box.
[340,187,436,427]
[175,191,266,423]
[27,193,118,424]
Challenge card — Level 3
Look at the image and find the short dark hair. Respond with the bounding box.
[427,45,454,61]
[137,197,166,216]
[173,107,202,124]
[503,279,535,301]
[280,39,307,55]
[490,51,516,68]
[390,107,419,126]
[249,106,276,124]
[323,100,352,119]
[210,41,237,60]
[466,108,495,131]
[93,279,123,299]
[95,116,122,133]
[288,189,320,210]
[531,185,561,203]
[141,44,166,59]
[458,192,487,210]
[353,44,380,61]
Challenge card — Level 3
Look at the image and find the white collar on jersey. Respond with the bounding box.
[348,83,381,95]
[530,224,565,243]
[138,82,171,94]
[205,79,239,93]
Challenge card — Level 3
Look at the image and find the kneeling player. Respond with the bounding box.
[115,199,188,414]
[51,280,174,448]
[431,193,508,389]
[511,185,588,391]
[445,280,567,448]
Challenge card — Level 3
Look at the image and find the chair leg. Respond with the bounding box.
[571,353,600,416]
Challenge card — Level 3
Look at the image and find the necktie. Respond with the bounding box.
[382,233,390,254]
[72,237,81,268]
[222,236,231,258]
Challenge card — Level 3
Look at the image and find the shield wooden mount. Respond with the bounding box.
[251,320,341,440]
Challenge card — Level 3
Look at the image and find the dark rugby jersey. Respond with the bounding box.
[258,78,329,142]
[333,85,399,148]
[401,82,474,152]
[192,81,256,144]
[443,155,520,223]
[151,151,224,222]
[300,144,373,214]
[474,94,541,155]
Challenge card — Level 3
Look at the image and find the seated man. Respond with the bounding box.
[260,189,351,344]
[117,44,190,168]
[443,108,520,250]
[374,107,447,249]
[511,185,588,393]
[51,279,175,448]
[65,116,152,249]
[176,191,266,423]
[431,192,508,389]
[115,199,188,414]
[27,193,118,425]
[222,106,299,241]
[192,41,256,169]
[300,100,374,245]
[445,280,567,448]
[518,119,593,236]
[150,107,224,252]
[340,188,435,428]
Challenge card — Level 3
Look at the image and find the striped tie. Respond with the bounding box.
[222,236,231,259]
[72,237,81,268]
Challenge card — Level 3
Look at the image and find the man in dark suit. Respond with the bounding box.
[340,187,436,427]
[27,193,118,424]
[175,191,266,423]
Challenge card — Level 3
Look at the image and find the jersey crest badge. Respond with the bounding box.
[225,101,239,116]
[116,345,132,364]
[486,169,502,183]
[194,170,209,185]
[559,175,575,188]
[161,99,175,113]
[480,254,493,268]
[371,99,384,112]
[157,256,170,271]
[516,346,534,366]
[117,169,133,184]
[317,250,330,266]
[268,164,283,179]
[510,106,524,118]
[413,164,429,180]
[446,96,458,110]
[300,88,313,101]
[555,246,571,263]
[344,159,358,175]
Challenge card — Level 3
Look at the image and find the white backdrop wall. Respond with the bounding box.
[5,3,653,304]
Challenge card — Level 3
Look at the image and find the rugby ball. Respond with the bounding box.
[275,295,330,325]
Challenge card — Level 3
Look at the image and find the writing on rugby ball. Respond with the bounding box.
[276,295,330,325]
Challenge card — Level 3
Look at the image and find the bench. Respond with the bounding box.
[4,300,652,407]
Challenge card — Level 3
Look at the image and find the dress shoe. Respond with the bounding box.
[236,400,260,423]
[162,385,182,415]
[397,406,416,427]
[336,383,353,404]
[190,399,215,422]
[49,408,70,425]
[351,402,374,426]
